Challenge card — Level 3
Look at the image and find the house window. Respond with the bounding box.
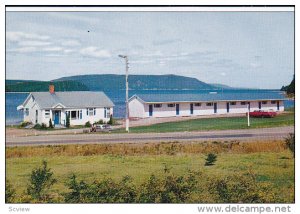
[88,108,95,116]
[206,103,213,106]
[241,102,246,105]
[167,104,175,107]
[105,108,111,118]
[195,103,201,107]
[262,101,268,105]
[24,108,29,116]
[230,102,236,105]
[154,104,162,108]
[271,100,276,104]
[45,110,50,118]
[71,110,80,120]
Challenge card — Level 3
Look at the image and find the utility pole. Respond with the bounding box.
[118,55,129,132]
[247,103,250,127]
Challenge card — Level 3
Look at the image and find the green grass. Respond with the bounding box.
[6,151,294,202]
[128,113,294,133]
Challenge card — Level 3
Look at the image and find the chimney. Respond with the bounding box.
[49,84,55,94]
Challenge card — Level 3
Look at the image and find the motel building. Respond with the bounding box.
[128,93,286,118]
[17,85,114,127]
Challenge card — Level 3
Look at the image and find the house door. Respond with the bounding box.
[277,101,280,111]
[35,110,38,123]
[149,105,153,117]
[176,104,180,115]
[190,103,193,115]
[214,103,217,114]
[54,110,61,125]
[226,102,230,113]
[258,102,262,110]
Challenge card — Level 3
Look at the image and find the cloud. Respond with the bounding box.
[7,31,50,42]
[220,72,226,76]
[153,39,182,46]
[80,47,111,58]
[61,40,81,47]
[43,46,63,52]
[10,46,38,53]
[18,40,52,46]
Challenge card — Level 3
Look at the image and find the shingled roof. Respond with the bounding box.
[22,91,114,109]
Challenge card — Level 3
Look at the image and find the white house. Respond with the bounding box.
[128,92,286,118]
[17,85,114,126]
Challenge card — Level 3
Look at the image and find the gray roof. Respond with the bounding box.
[131,92,286,103]
[25,91,114,109]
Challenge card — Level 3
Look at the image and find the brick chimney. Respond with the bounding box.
[49,84,55,94]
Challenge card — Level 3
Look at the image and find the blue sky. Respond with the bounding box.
[6,11,294,89]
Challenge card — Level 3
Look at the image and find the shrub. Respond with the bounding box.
[205,153,217,166]
[85,121,92,127]
[27,160,56,201]
[33,124,42,129]
[49,119,54,128]
[94,119,104,125]
[5,180,16,203]
[108,115,114,125]
[19,121,32,128]
[208,173,275,203]
[285,133,295,157]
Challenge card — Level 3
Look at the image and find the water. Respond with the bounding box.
[6,90,295,125]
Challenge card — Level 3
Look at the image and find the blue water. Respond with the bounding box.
[5,90,295,125]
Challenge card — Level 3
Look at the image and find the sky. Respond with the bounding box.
[6,11,294,89]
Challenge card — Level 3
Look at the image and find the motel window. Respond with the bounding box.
[271,100,276,104]
[241,102,246,105]
[230,102,236,105]
[195,103,201,107]
[154,104,162,108]
[167,104,175,107]
[262,101,268,105]
[24,108,29,116]
[206,103,213,106]
[87,108,95,116]
[45,110,50,118]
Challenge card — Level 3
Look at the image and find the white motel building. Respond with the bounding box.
[128,92,286,118]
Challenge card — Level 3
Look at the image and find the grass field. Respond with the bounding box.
[128,112,294,133]
[6,140,295,203]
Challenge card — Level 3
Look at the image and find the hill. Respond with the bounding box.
[54,74,215,91]
[281,75,295,95]
[6,80,89,92]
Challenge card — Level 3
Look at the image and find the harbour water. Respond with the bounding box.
[5,89,295,125]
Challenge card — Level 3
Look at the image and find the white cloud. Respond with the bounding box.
[10,46,38,53]
[7,31,50,42]
[220,72,226,76]
[18,40,52,46]
[61,40,81,47]
[63,49,75,54]
[80,47,111,58]
[43,47,63,52]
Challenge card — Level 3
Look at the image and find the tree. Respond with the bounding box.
[285,133,295,157]
[27,160,56,201]
[205,153,217,166]
[108,114,114,125]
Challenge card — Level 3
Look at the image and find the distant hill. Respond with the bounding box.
[209,83,232,89]
[281,75,295,95]
[6,80,89,92]
[54,74,215,91]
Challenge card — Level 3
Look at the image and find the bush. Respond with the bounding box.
[49,119,54,128]
[94,119,104,125]
[205,153,217,166]
[208,173,275,203]
[108,115,114,125]
[19,121,32,128]
[33,124,42,129]
[6,180,16,203]
[285,133,295,157]
[27,160,56,201]
[85,121,92,127]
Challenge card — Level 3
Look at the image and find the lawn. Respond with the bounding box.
[6,140,295,203]
[129,112,294,133]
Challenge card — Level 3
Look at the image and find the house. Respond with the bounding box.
[128,92,286,118]
[17,85,114,126]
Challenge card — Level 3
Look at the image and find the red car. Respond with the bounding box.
[249,110,277,118]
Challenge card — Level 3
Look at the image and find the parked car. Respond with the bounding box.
[90,124,113,132]
[249,110,277,118]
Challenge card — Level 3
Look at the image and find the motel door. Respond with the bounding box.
[214,103,217,114]
[149,105,153,117]
[258,102,262,110]
[176,104,180,115]
[277,101,280,111]
[226,102,230,113]
[190,103,193,115]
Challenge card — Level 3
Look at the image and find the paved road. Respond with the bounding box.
[6,126,294,147]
